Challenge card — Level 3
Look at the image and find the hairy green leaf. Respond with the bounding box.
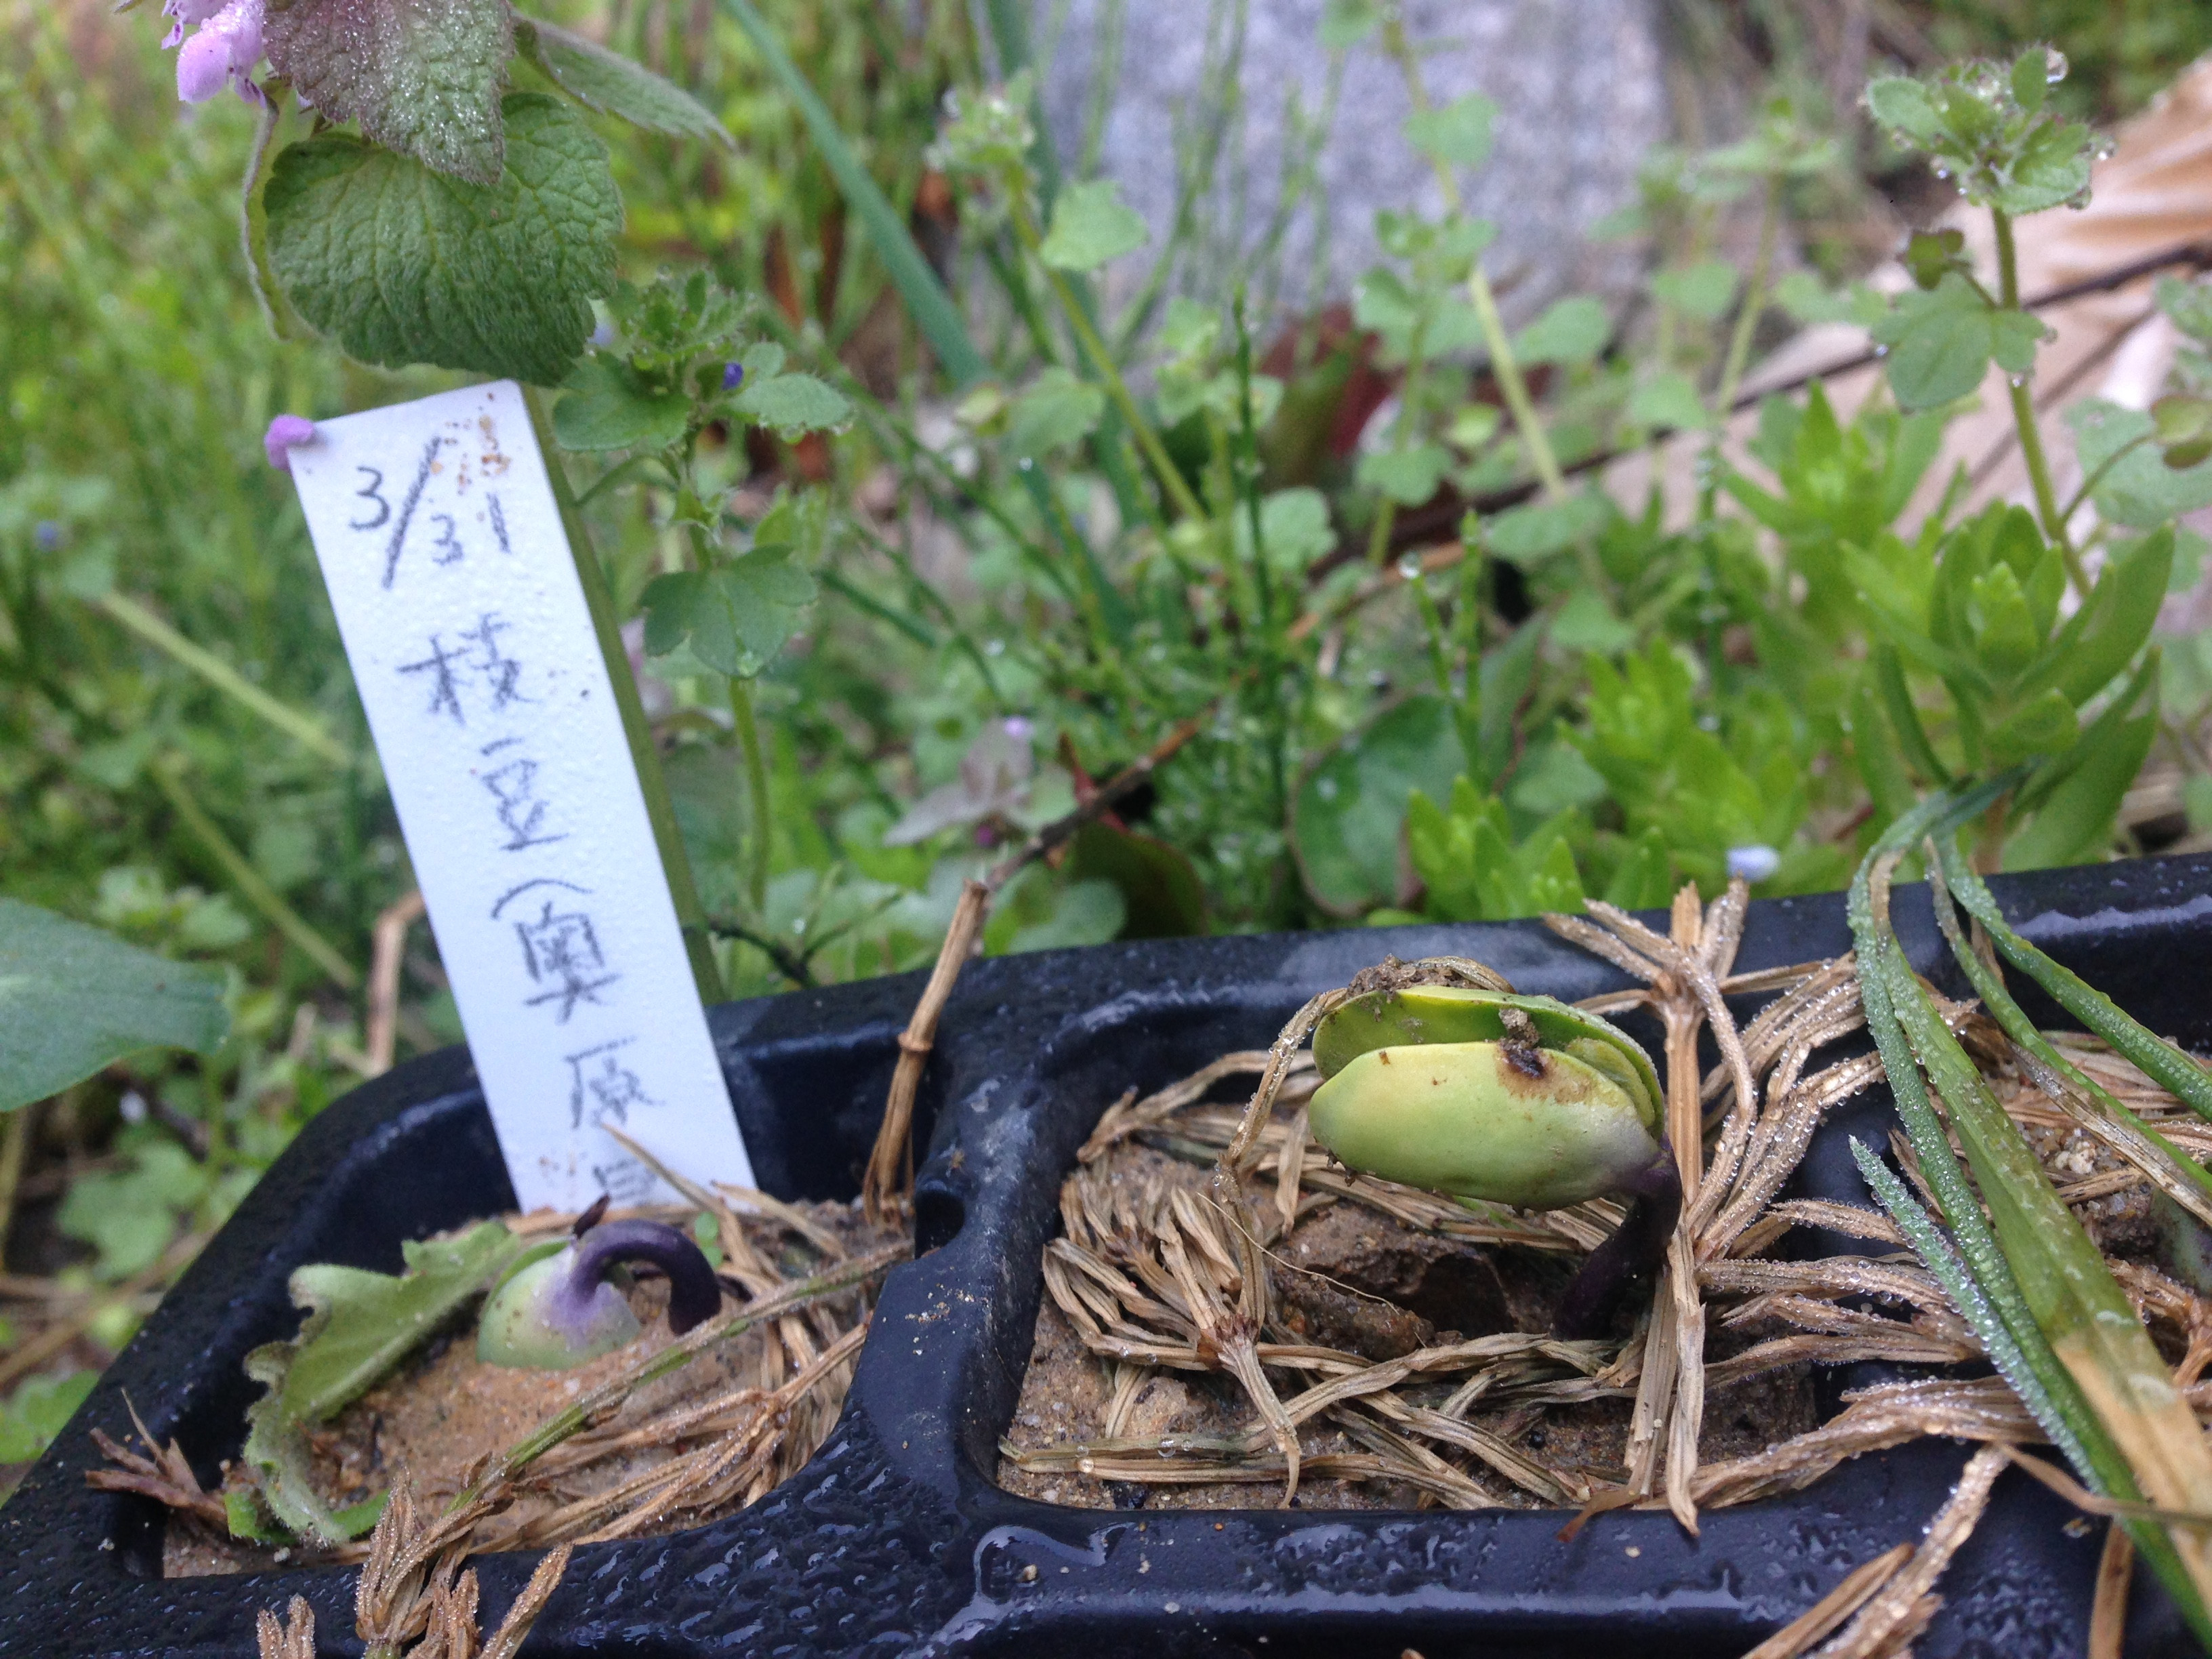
[554,356,691,452]
[1404,94,1495,169]
[265,94,620,385]
[1038,179,1149,272]
[1483,493,1612,563]
[1627,370,1715,432]
[0,898,228,1114]
[2157,276,2212,346]
[514,16,734,146]
[2065,400,2212,527]
[734,372,853,438]
[282,1222,525,1424]
[1293,695,1466,915]
[1006,367,1105,457]
[642,547,819,678]
[1356,443,1450,506]
[1650,260,1737,323]
[262,0,512,184]
[1511,295,1610,366]
[1865,76,1944,144]
[1870,274,2045,410]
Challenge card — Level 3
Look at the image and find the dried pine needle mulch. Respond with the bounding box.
[136,1177,901,1577]
[997,879,2212,1610]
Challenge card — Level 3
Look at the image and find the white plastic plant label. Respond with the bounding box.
[283,380,754,1211]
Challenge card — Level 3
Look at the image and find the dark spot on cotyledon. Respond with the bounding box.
[1504,1044,1546,1080]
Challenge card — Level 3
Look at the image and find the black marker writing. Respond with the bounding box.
[350,466,390,531]
[380,435,443,588]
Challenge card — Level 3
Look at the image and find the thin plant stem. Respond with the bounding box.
[1009,202,1209,525]
[94,591,351,768]
[1711,180,1778,426]
[523,388,724,1004]
[729,676,773,914]
[1361,308,1431,566]
[2061,432,2154,528]
[1993,206,2091,596]
[1467,268,1570,504]
[151,756,360,990]
[1378,16,1568,505]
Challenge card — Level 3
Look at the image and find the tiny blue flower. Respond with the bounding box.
[722,362,745,392]
[1727,844,1781,883]
[33,522,62,553]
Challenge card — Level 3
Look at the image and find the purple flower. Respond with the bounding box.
[165,0,264,105]
[263,414,316,472]
[722,362,745,392]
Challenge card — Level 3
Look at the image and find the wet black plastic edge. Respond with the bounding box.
[0,856,2203,1656]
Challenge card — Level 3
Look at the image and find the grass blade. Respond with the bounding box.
[718,0,985,386]
[1850,1138,2083,1468]
[1927,834,2212,1230]
[1849,798,2212,1640]
[1932,836,2212,1124]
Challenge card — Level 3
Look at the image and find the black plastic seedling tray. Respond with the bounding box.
[5,856,2212,1656]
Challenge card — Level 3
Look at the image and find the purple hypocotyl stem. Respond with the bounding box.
[1551,1142,1682,1341]
[556,1219,722,1337]
[264,414,316,472]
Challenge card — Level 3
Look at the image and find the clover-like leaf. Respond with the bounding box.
[1627,369,1715,432]
[0,898,228,1114]
[1994,114,2095,216]
[2158,276,2212,346]
[1404,94,1495,169]
[514,16,733,147]
[1650,260,1737,322]
[1483,493,1613,563]
[1356,443,1451,506]
[1869,274,2046,410]
[1865,76,1944,144]
[1292,695,1467,915]
[733,372,851,439]
[265,94,621,385]
[1038,178,1150,272]
[1771,272,1888,327]
[641,546,818,679]
[1512,296,1610,366]
[1903,228,1967,291]
[1006,367,1105,457]
[2065,398,2212,527]
[1233,486,1336,573]
[263,0,513,184]
[554,356,691,452]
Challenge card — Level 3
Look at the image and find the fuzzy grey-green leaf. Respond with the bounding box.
[555,356,692,451]
[262,0,512,184]
[641,546,818,678]
[264,95,621,385]
[734,373,852,438]
[514,15,734,147]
